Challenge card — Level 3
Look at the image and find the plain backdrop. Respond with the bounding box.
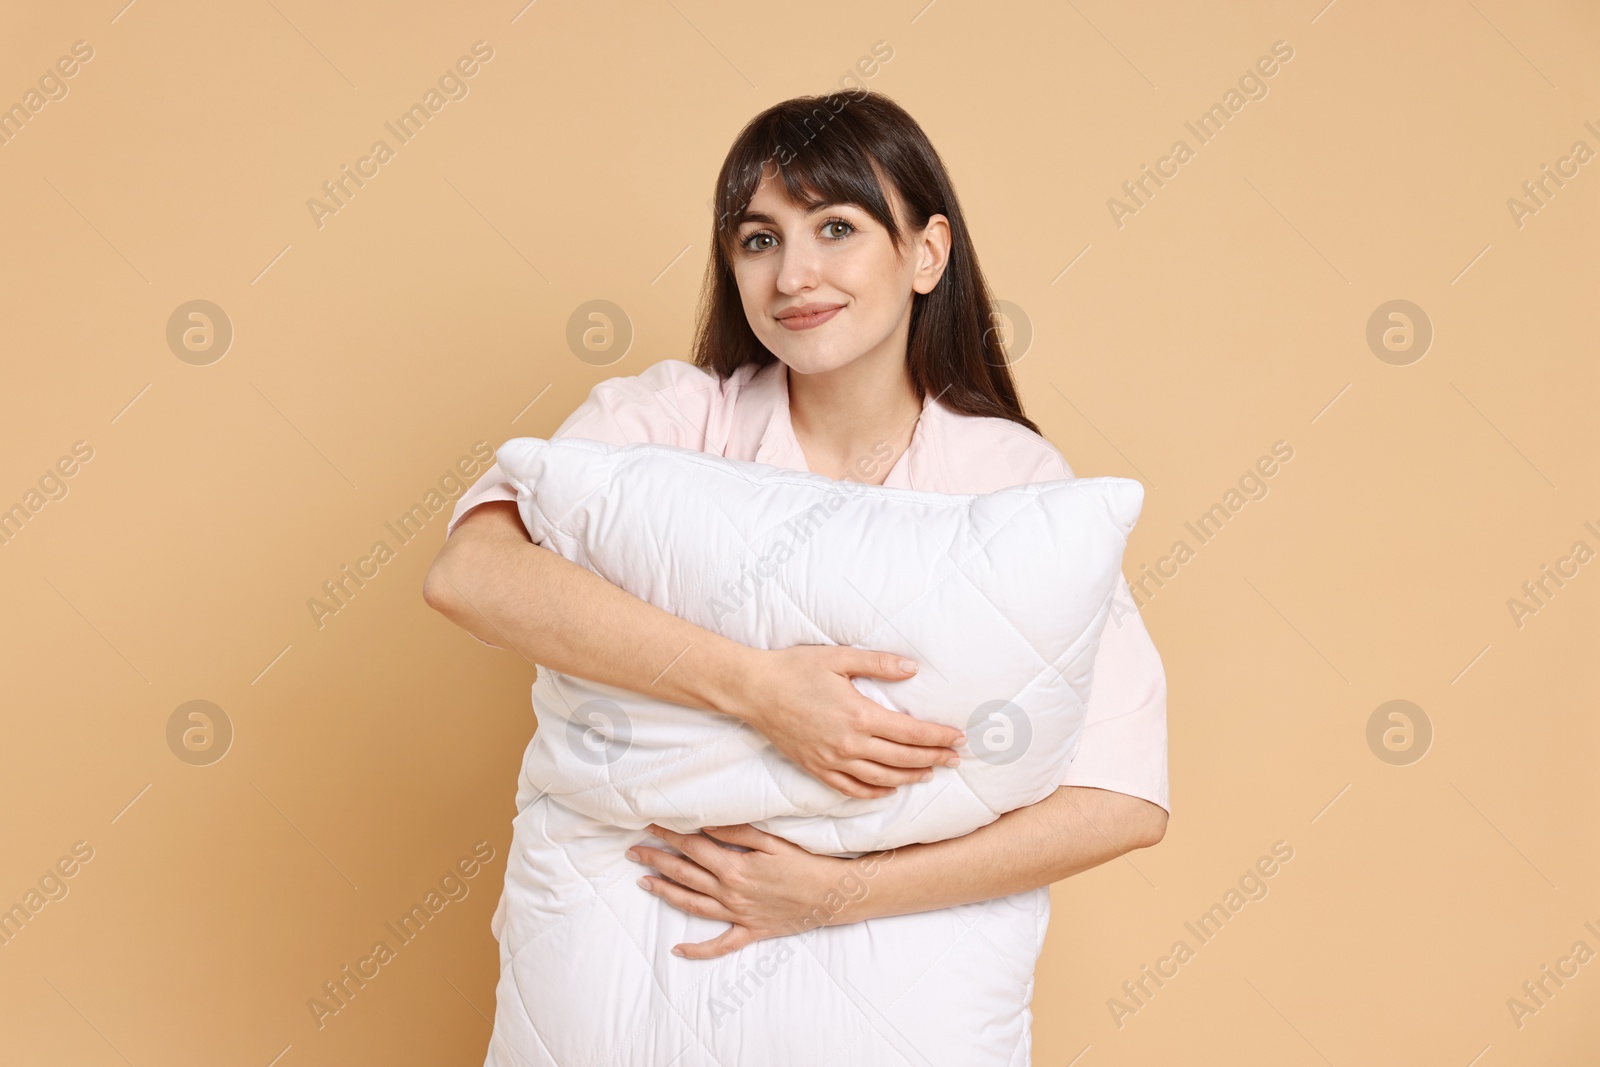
[0,1,1596,1064]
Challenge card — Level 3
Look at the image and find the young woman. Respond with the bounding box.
[425,90,1168,1059]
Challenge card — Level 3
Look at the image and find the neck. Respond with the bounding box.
[786,347,922,482]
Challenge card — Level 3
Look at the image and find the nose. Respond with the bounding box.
[775,238,822,295]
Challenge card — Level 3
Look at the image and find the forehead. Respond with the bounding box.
[744,175,827,213]
[739,172,888,226]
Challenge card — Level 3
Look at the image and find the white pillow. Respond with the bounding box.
[496,435,1145,854]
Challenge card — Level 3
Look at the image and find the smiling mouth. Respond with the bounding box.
[776,305,844,331]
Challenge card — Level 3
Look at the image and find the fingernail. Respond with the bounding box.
[898,658,918,672]
[625,850,640,862]
[672,947,686,957]
[637,877,651,890]
[920,771,933,782]
[947,757,960,768]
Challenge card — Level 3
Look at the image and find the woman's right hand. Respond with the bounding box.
[726,645,966,800]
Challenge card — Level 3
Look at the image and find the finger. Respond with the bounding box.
[643,824,733,876]
[821,768,895,799]
[857,735,963,772]
[829,756,905,789]
[644,823,692,846]
[675,924,755,960]
[642,874,736,924]
[701,823,783,853]
[840,758,935,790]
[838,648,921,682]
[629,845,722,896]
[860,704,966,750]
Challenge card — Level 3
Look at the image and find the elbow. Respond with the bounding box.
[1057,787,1168,855]
[1132,806,1168,850]
[424,501,531,621]
[422,545,465,617]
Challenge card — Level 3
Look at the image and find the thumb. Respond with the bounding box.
[843,648,920,681]
[703,823,783,853]
[675,924,753,960]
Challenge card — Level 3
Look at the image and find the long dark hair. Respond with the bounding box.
[691,89,1040,435]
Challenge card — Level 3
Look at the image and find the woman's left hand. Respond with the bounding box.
[628,822,861,959]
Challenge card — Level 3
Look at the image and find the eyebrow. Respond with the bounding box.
[736,200,852,227]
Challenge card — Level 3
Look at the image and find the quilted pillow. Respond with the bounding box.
[496,435,1145,854]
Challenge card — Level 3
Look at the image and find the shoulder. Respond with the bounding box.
[986,418,1076,480]
[573,358,721,410]
[554,359,746,448]
[931,406,1076,488]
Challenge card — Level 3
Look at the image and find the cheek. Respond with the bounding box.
[835,252,904,322]
[837,242,904,302]
[732,260,769,303]
[736,281,770,330]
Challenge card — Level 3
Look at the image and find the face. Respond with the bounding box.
[729,171,948,377]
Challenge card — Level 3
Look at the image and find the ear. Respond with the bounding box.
[912,213,952,295]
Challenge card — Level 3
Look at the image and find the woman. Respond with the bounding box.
[425,89,1168,1063]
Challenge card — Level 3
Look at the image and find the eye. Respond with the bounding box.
[738,231,776,253]
[821,218,855,239]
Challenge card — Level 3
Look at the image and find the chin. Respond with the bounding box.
[769,343,862,377]
[773,314,903,378]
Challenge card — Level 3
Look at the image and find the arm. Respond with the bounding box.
[829,784,1166,917]
[423,500,964,796]
[636,785,1165,958]
[423,500,753,718]
[634,576,1172,956]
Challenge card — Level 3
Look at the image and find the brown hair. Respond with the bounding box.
[691,89,1040,435]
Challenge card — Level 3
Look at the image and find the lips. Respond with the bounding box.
[776,303,844,331]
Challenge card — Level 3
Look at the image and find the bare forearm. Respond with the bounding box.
[832,786,1167,923]
[424,502,753,718]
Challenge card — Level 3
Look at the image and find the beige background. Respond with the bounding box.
[1,0,1596,1063]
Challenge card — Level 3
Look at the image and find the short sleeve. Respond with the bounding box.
[1032,448,1170,812]
[1060,573,1170,812]
[444,463,520,539]
[445,360,721,538]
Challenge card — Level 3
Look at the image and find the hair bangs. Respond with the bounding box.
[712,94,904,260]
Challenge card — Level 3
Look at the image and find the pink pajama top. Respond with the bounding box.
[448,358,1170,812]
